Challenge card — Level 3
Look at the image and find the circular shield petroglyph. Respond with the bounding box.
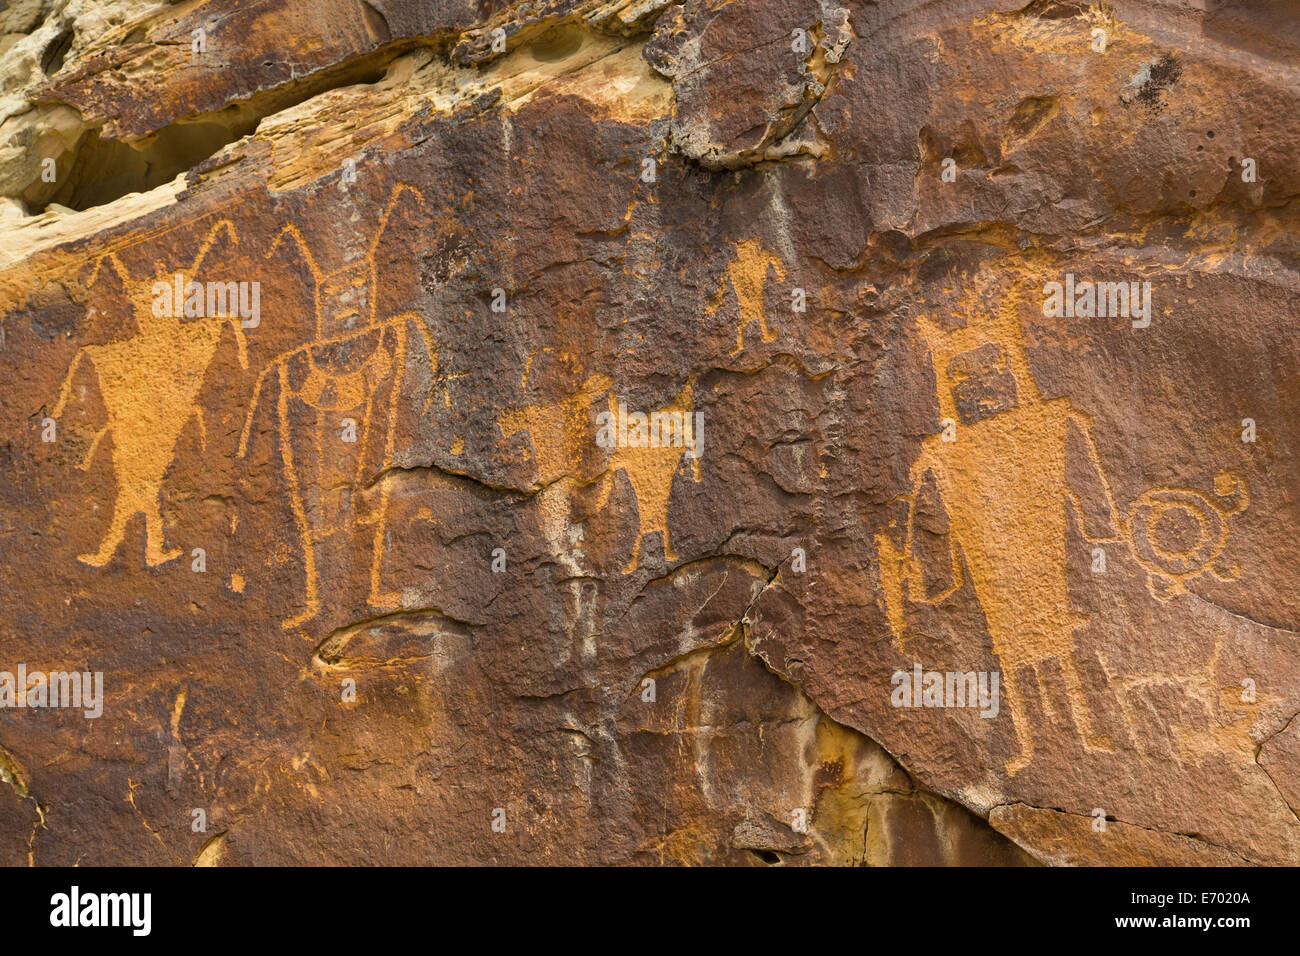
[1127,488,1228,578]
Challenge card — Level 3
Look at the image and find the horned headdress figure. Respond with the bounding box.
[875,268,1128,776]
[874,261,1251,776]
[237,183,438,631]
[54,219,250,567]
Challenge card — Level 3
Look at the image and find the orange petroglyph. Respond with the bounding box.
[706,238,787,355]
[500,374,703,574]
[876,262,1252,777]
[1123,470,1248,601]
[499,372,614,573]
[499,372,614,488]
[594,378,703,573]
[878,265,1131,775]
[1097,636,1282,766]
[237,183,436,630]
[53,220,250,568]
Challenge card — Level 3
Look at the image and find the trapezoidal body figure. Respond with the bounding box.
[876,275,1127,776]
[53,221,250,568]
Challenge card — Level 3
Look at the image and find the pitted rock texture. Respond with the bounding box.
[0,0,1296,866]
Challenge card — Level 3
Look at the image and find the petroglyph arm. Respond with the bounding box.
[592,464,621,514]
[1063,414,1125,544]
[876,470,966,635]
[237,362,278,458]
[52,348,95,418]
[225,314,251,370]
[78,426,109,471]
[388,311,439,417]
[193,405,207,454]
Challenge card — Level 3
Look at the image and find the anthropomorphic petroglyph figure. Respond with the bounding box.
[876,280,1126,775]
[498,369,614,577]
[238,184,436,629]
[593,379,703,573]
[53,221,250,567]
[500,374,703,575]
[706,238,786,355]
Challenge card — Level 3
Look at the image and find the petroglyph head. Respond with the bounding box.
[945,343,1020,424]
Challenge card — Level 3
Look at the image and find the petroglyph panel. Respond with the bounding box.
[0,0,1296,868]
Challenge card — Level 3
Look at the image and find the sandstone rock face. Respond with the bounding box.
[0,0,1295,866]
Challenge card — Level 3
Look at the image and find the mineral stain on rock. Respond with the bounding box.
[1124,52,1183,112]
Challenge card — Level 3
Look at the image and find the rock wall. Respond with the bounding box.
[0,0,1295,865]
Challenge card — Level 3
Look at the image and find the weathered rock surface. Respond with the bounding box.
[0,0,1295,865]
